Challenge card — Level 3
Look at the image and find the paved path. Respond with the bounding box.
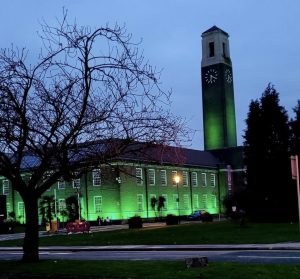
[2,247,300,264]
[1,243,300,252]
[0,222,166,241]
[1,222,300,252]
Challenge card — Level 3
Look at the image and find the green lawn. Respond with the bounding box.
[2,222,300,279]
[1,260,300,279]
[2,221,300,247]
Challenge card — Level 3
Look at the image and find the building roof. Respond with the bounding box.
[209,146,244,169]
[7,140,222,171]
[177,147,221,168]
[118,145,220,169]
[202,25,229,36]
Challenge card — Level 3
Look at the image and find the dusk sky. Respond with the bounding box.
[1,1,300,150]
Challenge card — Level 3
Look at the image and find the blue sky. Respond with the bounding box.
[1,1,300,150]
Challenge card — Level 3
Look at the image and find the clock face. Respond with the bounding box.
[204,69,218,84]
[225,69,233,83]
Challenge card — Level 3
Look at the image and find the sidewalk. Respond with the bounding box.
[1,243,300,252]
[0,222,166,242]
[1,222,300,252]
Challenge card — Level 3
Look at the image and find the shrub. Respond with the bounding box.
[166,214,179,225]
[128,216,143,229]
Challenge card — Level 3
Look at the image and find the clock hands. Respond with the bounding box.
[209,75,217,82]
[205,69,218,84]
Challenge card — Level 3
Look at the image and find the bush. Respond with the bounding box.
[0,220,14,234]
[128,216,143,229]
[165,214,179,225]
[200,212,213,222]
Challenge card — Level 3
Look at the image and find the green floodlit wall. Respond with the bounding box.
[202,63,237,150]
[0,163,227,223]
[118,164,223,219]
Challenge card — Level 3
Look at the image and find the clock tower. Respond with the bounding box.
[201,26,237,150]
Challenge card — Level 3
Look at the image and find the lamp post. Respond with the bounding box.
[174,174,180,221]
[77,190,81,222]
[74,186,81,222]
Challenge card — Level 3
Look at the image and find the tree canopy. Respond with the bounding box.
[290,100,300,156]
[0,12,188,262]
[243,84,296,221]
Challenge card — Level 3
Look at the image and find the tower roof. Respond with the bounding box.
[202,25,228,36]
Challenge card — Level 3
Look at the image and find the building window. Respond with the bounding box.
[211,195,217,209]
[2,180,9,195]
[191,172,198,187]
[172,171,177,186]
[183,194,189,209]
[72,178,81,189]
[93,169,101,187]
[18,202,25,219]
[160,170,167,186]
[201,173,207,187]
[193,194,199,209]
[57,180,65,190]
[58,199,66,212]
[162,194,168,210]
[136,168,143,185]
[182,171,188,187]
[173,194,179,209]
[94,196,103,214]
[222,42,226,57]
[137,194,143,211]
[148,169,155,186]
[6,203,10,214]
[210,173,216,187]
[202,194,208,208]
[209,42,215,57]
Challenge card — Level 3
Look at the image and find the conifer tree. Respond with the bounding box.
[244,84,295,221]
[290,100,300,156]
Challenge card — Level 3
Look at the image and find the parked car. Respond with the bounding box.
[187,210,207,221]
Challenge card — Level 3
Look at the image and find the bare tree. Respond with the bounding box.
[0,12,188,262]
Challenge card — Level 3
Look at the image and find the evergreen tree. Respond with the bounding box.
[290,100,300,156]
[244,84,295,221]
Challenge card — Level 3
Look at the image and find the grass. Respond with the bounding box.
[2,221,300,247]
[2,223,300,279]
[1,260,300,279]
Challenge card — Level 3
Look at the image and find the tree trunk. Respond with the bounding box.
[22,194,39,262]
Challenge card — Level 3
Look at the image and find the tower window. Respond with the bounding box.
[222,42,226,57]
[209,42,215,57]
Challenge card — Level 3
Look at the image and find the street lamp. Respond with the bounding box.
[77,190,81,222]
[174,174,180,220]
